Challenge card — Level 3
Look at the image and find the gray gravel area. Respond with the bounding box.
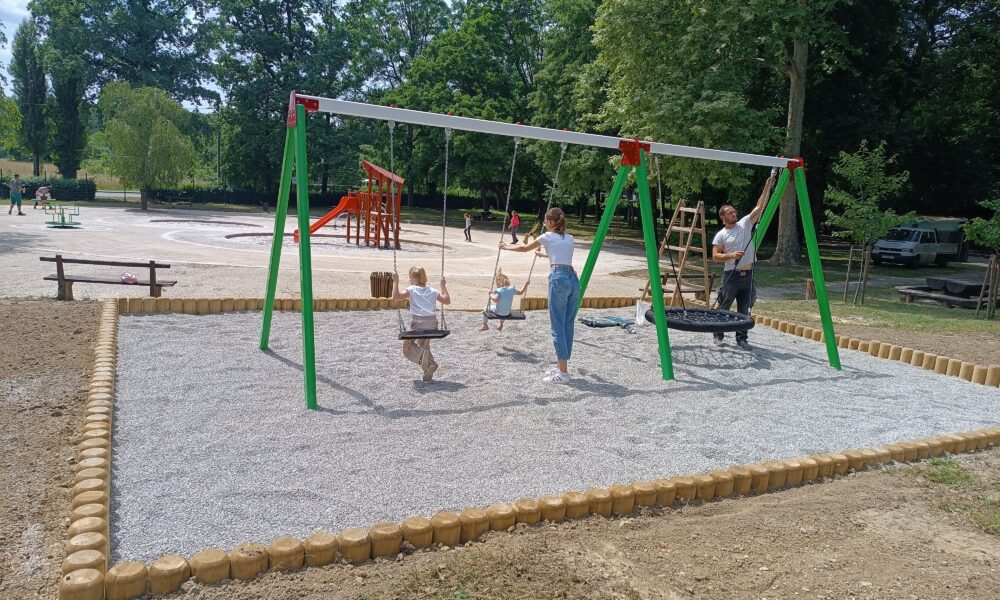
[111,309,1000,562]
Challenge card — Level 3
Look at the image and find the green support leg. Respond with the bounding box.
[260,127,297,350]
[577,166,630,303]
[635,150,674,380]
[752,168,792,250]
[793,167,842,370]
[293,104,319,409]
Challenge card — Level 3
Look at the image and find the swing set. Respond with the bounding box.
[261,91,841,409]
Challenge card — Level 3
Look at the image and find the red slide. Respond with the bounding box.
[293,194,359,242]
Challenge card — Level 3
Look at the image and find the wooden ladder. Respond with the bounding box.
[642,199,713,306]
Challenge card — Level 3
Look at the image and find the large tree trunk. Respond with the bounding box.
[32,154,40,177]
[771,34,809,265]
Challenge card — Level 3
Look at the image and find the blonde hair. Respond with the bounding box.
[408,266,427,286]
[496,270,510,287]
[545,207,567,234]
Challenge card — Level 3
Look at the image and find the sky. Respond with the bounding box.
[0,0,29,90]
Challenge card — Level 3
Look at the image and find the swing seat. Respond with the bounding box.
[644,307,755,334]
[483,309,526,321]
[399,329,451,340]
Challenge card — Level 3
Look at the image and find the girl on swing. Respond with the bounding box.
[500,207,577,384]
[479,268,529,332]
[392,266,451,381]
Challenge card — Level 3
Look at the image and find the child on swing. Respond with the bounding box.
[392,266,451,381]
[479,269,529,331]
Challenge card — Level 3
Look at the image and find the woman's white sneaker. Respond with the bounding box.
[543,372,571,384]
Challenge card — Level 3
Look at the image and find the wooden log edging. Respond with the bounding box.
[750,314,1000,388]
[60,418,999,597]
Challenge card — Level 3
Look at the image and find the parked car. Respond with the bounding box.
[871,217,968,267]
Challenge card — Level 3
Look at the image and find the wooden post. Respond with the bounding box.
[55,254,69,300]
[149,261,158,297]
[843,245,855,303]
[806,278,816,300]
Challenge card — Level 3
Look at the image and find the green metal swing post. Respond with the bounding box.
[750,160,840,370]
[260,102,319,409]
[577,142,674,381]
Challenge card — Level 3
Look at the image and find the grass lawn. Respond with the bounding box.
[0,158,120,188]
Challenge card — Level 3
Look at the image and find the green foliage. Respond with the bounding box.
[962,197,1000,251]
[0,94,22,151]
[32,0,215,103]
[342,0,451,88]
[33,0,90,178]
[17,175,96,201]
[10,19,48,174]
[823,140,912,246]
[96,83,195,205]
[211,0,357,190]
[924,458,975,488]
[388,0,546,202]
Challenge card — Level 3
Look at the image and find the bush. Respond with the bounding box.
[1,176,97,201]
[147,184,481,210]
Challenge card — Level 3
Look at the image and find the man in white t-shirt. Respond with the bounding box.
[711,174,776,349]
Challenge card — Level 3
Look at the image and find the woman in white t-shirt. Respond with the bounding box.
[392,266,451,381]
[500,207,577,384]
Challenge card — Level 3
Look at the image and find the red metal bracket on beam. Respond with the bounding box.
[619,138,651,166]
[787,157,806,170]
[286,91,319,127]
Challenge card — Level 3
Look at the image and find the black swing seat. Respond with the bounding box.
[644,307,755,334]
[399,329,451,340]
[483,309,526,321]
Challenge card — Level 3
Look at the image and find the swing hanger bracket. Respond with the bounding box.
[786,157,805,170]
[619,138,651,167]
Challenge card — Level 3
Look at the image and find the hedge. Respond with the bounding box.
[0,176,97,201]
[147,185,481,210]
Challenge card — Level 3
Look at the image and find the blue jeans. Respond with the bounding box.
[714,269,756,343]
[548,267,580,361]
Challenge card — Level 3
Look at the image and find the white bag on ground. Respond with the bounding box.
[635,300,649,326]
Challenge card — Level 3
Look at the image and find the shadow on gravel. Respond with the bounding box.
[0,230,49,255]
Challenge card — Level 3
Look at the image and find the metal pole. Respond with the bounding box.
[794,166,841,370]
[295,95,788,169]
[293,104,318,409]
[752,168,792,250]
[578,166,630,302]
[636,150,674,381]
[260,127,296,350]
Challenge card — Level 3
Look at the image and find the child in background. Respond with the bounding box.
[480,270,529,331]
[392,266,451,381]
[34,184,52,209]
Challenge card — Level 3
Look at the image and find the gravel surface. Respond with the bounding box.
[111,309,1000,562]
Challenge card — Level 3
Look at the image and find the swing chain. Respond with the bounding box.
[440,127,451,329]
[526,141,568,285]
[486,136,522,310]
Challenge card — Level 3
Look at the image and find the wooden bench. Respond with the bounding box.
[895,285,986,309]
[40,255,176,300]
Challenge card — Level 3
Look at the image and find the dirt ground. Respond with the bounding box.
[1,299,997,600]
[0,299,100,599]
[822,325,1000,367]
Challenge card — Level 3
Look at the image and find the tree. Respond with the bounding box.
[387,0,546,206]
[97,83,195,209]
[530,0,615,219]
[963,197,1000,254]
[824,140,911,304]
[593,0,849,263]
[33,0,91,178]
[32,0,215,103]
[210,0,356,190]
[343,0,451,204]
[10,19,48,176]
[0,94,22,152]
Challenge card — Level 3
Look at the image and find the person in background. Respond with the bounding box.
[510,210,520,243]
[7,173,24,216]
[463,212,473,242]
[34,184,52,209]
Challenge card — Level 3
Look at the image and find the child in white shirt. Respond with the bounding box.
[392,266,451,381]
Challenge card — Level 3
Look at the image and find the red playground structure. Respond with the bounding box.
[293,159,403,248]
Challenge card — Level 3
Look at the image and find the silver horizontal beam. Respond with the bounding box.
[296,94,789,169]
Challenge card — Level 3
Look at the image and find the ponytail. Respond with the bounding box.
[545,207,567,236]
